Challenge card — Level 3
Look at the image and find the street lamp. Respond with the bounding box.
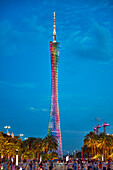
[4,126,11,135]
[19,134,24,137]
[66,151,69,162]
[16,149,18,166]
[19,134,23,140]
[24,138,28,140]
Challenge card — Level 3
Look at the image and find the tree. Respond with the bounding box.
[97,133,113,161]
[83,131,113,161]
[22,137,37,159]
[0,132,59,160]
[43,135,58,155]
[84,132,98,157]
[31,138,43,159]
[0,132,22,161]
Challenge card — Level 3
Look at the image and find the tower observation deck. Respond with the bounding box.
[47,12,63,158]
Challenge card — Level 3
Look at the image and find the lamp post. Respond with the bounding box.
[4,126,11,135]
[66,151,69,162]
[24,138,28,140]
[19,134,23,140]
[19,134,23,137]
[16,149,18,166]
[19,134,23,162]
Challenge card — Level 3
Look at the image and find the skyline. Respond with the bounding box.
[0,0,113,155]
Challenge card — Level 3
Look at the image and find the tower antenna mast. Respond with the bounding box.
[53,12,56,42]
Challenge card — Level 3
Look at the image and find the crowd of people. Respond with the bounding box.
[0,159,113,170]
[0,160,49,170]
[67,160,112,170]
[0,160,16,170]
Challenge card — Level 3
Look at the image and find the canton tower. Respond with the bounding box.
[47,12,63,158]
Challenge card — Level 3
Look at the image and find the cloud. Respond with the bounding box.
[72,22,113,61]
[95,117,102,122]
[27,107,48,112]
[22,15,46,33]
[0,21,18,57]
[0,18,47,58]
[29,107,39,111]
[0,81,36,88]
[41,108,48,112]
[68,21,113,62]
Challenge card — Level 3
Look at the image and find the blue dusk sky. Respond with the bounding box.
[0,0,113,154]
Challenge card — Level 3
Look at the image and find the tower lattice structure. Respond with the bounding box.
[48,12,63,158]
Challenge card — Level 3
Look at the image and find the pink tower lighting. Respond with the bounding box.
[102,122,109,134]
[96,125,101,135]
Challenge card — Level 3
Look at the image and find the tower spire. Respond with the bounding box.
[53,12,56,42]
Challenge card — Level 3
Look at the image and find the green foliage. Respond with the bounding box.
[43,135,58,155]
[41,152,58,160]
[83,132,113,161]
[22,135,58,160]
[0,132,22,159]
[93,154,102,160]
[0,132,58,160]
[109,153,113,159]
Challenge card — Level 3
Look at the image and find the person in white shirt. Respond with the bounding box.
[103,161,107,170]
[44,161,48,170]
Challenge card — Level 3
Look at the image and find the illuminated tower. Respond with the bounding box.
[48,12,63,158]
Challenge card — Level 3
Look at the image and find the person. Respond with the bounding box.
[99,162,102,170]
[3,160,7,170]
[87,161,90,170]
[33,160,36,170]
[7,161,11,170]
[88,161,92,170]
[73,160,77,170]
[29,161,32,170]
[107,160,110,170]
[94,161,98,170]
[22,160,27,170]
[83,164,86,170]
[49,161,53,170]
[44,161,48,170]
[11,162,16,170]
[81,162,84,169]
[103,161,106,170]
[38,164,43,170]
[0,161,3,170]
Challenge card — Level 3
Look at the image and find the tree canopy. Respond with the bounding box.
[83,132,113,161]
[0,131,58,161]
